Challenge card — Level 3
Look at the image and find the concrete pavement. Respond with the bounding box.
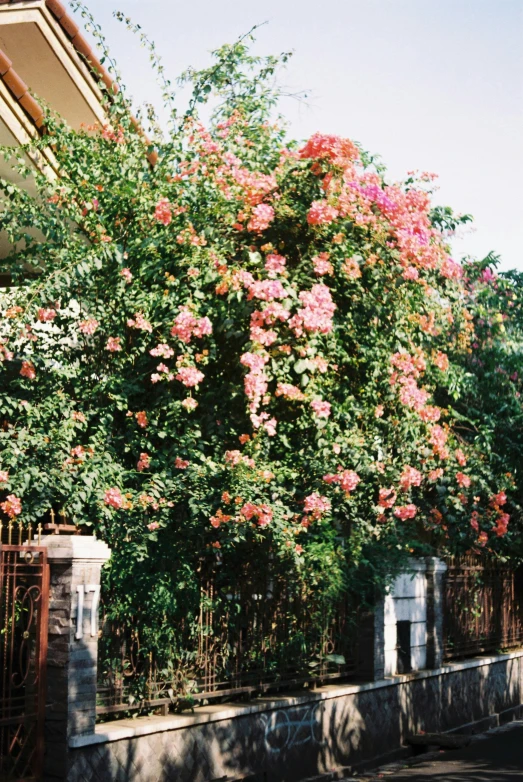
[352,722,523,782]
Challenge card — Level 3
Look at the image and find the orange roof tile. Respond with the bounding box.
[0,0,158,163]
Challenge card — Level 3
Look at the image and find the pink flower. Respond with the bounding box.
[106,337,122,352]
[104,488,124,509]
[240,502,273,527]
[276,383,305,401]
[310,399,331,419]
[37,308,57,322]
[399,466,423,492]
[428,468,444,481]
[150,344,175,358]
[456,472,471,488]
[147,521,160,531]
[375,405,384,418]
[493,513,510,537]
[20,361,36,380]
[341,257,362,280]
[394,504,418,520]
[312,253,334,276]
[303,493,331,518]
[307,200,339,226]
[1,494,21,518]
[182,398,198,411]
[455,449,467,467]
[175,457,189,470]
[137,453,150,472]
[79,319,99,336]
[491,491,507,507]
[154,198,172,226]
[403,266,419,281]
[135,411,148,428]
[299,133,360,165]
[247,204,275,232]
[378,487,397,509]
[72,411,86,423]
[0,471,8,482]
[246,279,287,302]
[171,307,212,344]
[289,284,336,336]
[120,268,133,283]
[323,469,361,495]
[433,351,449,372]
[265,254,286,277]
[175,367,205,388]
[127,313,153,333]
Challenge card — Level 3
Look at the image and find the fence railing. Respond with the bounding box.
[443,555,523,661]
[96,563,363,718]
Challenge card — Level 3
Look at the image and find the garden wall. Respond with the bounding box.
[67,650,523,782]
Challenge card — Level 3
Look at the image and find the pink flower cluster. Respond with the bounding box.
[394,504,418,520]
[175,366,205,388]
[307,200,339,226]
[127,313,152,333]
[150,343,175,358]
[456,472,471,488]
[171,307,212,344]
[137,453,150,472]
[303,493,331,518]
[1,494,21,518]
[79,319,99,336]
[240,352,269,413]
[37,308,57,322]
[250,412,277,436]
[429,425,449,459]
[247,204,275,233]
[241,502,273,527]
[312,253,333,276]
[0,471,8,482]
[225,450,255,469]
[289,284,336,337]
[106,337,122,352]
[323,469,361,496]
[341,257,362,280]
[265,254,286,277]
[104,488,124,509]
[378,487,397,509]
[399,466,423,492]
[20,361,36,380]
[299,133,360,167]
[154,198,173,226]
[310,399,331,419]
[175,457,190,470]
[276,383,305,401]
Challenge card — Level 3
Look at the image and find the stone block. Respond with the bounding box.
[410,621,427,648]
[411,644,427,671]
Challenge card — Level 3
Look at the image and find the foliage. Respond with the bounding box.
[0,9,520,674]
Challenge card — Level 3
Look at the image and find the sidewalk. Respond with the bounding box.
[353,721,523,781]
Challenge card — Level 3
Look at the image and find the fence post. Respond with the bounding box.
[39,535,111,781]
[425,556,447,669]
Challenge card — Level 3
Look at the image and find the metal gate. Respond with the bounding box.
[0,532,49,782]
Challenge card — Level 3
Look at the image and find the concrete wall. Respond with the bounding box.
[66,651,523,782]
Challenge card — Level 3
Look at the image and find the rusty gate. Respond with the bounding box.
[0,529,49,782]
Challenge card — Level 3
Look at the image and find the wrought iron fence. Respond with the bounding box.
[97,561,363,718]
[443,555,523,661]
[0,521,49,782]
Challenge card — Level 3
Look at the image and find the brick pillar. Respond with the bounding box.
[425,556,447,669]
[40,535,111,781]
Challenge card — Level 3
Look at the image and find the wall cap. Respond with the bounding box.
[37,534,111,564]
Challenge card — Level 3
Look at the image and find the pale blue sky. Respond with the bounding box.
[80,0,523,270]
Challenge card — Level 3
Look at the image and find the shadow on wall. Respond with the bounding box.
[67,659,520,782]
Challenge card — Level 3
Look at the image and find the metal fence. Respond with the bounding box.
[96,562,363,718]
[443,555,523,661]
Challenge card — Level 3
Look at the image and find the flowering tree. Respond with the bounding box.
[0,14,520,662]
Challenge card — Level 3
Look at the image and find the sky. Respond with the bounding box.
[81,0,523,270]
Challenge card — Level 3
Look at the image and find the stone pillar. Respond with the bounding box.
[40,535,111,781]
[425,556,448,669]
